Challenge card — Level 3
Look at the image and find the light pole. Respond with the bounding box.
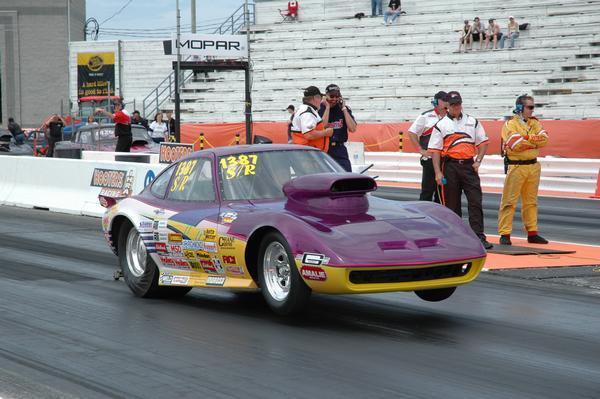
[244,0,253,144]
[174,0,182,142]
[191,0,196,34]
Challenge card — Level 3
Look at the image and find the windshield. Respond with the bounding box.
[218,149,344,200]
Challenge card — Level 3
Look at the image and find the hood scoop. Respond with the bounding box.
[283,173,377,217]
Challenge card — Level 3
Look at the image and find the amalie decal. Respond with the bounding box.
[159,143,194,164]
[300,266,327,282]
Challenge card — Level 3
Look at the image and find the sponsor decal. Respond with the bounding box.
[299,253,330,266]
[168,233,183,243]
[155,242,168,254]
[77,52,115,98]
[169,245,183,255]
[172,33,248,59]
[219,212,238,224]
[222,255,237,265]
[159,142,194,164]
[160,274,173,284]
[200,259,218,274]
[195,250,211,260]
[212,257,225,274]
[153,232,167,242]
[153,220,159,230]
[218,236,235,249]
[183,240,203,250]
[171,275,190,285]
[204,242,218,253]
[203,228,217,242]
[144,170,156,188]
[189,261,201,270]
[206,276,226,286]
[183,250,197,261]
[173,258,191,270]
[226,266,244,276]
[139,220,153,230]
[300,266,327,282]
[159,256,175,266]
[92,168,136,198]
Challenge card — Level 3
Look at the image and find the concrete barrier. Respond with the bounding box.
[0,156,166,217]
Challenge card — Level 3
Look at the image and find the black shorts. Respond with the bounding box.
[472,32,483,41]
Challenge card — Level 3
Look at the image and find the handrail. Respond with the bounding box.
[142,2,255,118]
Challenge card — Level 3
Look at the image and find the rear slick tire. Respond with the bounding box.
[414,287,456,302]
[258,231,311,315]
[118,222,191,298]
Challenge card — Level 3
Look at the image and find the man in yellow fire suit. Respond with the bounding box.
[498,94,549,245]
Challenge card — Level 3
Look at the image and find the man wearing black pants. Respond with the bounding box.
[408,91,447,202]
[428,91,493,249]
[95,101,132,152]
[319,84,357,172]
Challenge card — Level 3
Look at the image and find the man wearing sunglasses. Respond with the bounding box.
[498,94,549,245]
[318,84,357,171]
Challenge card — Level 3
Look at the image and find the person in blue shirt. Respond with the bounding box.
[318,84,357,172]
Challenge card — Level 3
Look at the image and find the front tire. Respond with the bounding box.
[258,231,311,315]
[118,223,191,298]
[414,287,456,302]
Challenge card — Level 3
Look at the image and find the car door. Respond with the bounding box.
[153,155,223,278]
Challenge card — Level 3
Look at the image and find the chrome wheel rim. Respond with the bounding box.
[263,242,291,302]
[126,228,147,278]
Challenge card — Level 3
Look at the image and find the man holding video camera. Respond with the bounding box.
[318,84,357,172]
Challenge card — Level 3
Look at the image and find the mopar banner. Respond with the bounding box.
[172,34,248,59]
[159,142,194,164]
[77,52,116,98]
[91,168,135,198]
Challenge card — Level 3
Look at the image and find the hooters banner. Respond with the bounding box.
[159,142,194,164]
[77,52,115,98]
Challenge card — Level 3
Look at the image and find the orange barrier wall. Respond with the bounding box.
[181,119,600,158]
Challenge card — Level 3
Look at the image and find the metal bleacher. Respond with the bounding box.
[175,0,600,123]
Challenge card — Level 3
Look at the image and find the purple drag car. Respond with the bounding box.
[101,145,487,315]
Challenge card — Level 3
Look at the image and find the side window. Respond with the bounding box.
[167,158,215,202]
[150,166,176,199]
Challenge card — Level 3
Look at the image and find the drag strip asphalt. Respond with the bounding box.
[1,203,599,399]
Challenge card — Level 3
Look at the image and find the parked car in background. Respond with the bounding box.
[53,124,159,157]
[0,129,34,156]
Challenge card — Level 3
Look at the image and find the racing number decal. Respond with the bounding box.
[170,159,198,192]
[219,155,258,180]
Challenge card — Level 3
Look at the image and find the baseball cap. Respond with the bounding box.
[434,91,448,101]
[303,86,323,97]
[445,91,462,104]
[325,84,341,95]
[286,104,295,111]
[509,15,515,19]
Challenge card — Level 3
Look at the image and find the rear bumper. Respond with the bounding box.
[297,257,486,294]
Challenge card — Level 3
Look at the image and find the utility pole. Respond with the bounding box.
[191,0,196,33]
[174,0,181,142]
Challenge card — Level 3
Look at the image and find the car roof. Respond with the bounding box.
[183,144,319,160]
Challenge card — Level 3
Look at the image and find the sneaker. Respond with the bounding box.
[480,237,493,250]
[528,235,549,244]
[499,236,512,246]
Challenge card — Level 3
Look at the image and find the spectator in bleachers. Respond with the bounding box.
[149,113,168,143]
[383,0,401,25]
[484,18,502,50]
[286,104,295,143]
[471,17,484,50]
[287,1,299,21]
[499,16,520,49]
[131,110,149,130]
[371,0,383,17]
[319,84,357,172]
[459,20,473,52]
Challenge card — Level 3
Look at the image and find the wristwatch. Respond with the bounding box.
[475,157,483,163]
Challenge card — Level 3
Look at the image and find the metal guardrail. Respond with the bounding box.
[142,3,255,119]
[364,153,600,194]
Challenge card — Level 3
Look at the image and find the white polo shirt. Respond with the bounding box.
[428,113,488,160]
[408,108,444,149]
[291,104,322,134]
